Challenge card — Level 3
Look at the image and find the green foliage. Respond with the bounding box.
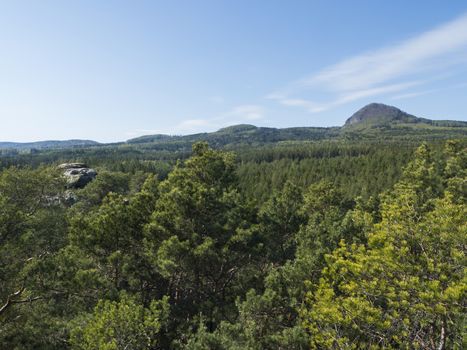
[0,139,465,349]
[70,295,169,350]
[0,166,68,348]
[236,141,416,202]
[301,143,467,349]
[72,170,146,211]
[68,174,161,301]
[144,142,260,342]
[256,181,306,264]
[184,180,361,349]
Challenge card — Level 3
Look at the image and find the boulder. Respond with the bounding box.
[58,163,97,189]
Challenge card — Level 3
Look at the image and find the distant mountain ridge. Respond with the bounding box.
[127,103,467,147]
[1,103,466,150]
[0,139,100,150]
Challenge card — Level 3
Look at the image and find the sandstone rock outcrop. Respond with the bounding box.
[58,163,97,189]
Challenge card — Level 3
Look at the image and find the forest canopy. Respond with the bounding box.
[0,139,465,349]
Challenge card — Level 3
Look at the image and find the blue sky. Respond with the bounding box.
[1,0,467,142]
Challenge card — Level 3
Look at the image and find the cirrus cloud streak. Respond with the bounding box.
[269,12,467,113]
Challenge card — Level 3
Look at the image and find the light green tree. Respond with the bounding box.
[301,143,466,349]
[70,295,169,350]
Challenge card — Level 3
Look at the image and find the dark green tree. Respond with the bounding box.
[144,142,259,342]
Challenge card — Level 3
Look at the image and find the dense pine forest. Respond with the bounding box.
[0,119,466,349]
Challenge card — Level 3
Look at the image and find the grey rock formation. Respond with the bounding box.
[344,103,420,126]
[63,190,78,205]
[58,163,97,189]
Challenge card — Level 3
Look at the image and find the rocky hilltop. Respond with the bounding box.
[344,103,422,126]
[343,103,467,129]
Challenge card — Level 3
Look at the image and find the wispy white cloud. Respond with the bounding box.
[225,105,264,120]
[276,98,327,113]
[130,104,265,136]
[177,119,213,131]
[269,12,467,113]
[391,89,440,101]
[391,81,467,100]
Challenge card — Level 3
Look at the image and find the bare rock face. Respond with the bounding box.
[344,103,420,126]
[58,163,97,189]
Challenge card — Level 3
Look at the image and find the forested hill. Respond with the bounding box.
[1,103,466,152]
[126,124,341,147]
[127,102,467,147]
